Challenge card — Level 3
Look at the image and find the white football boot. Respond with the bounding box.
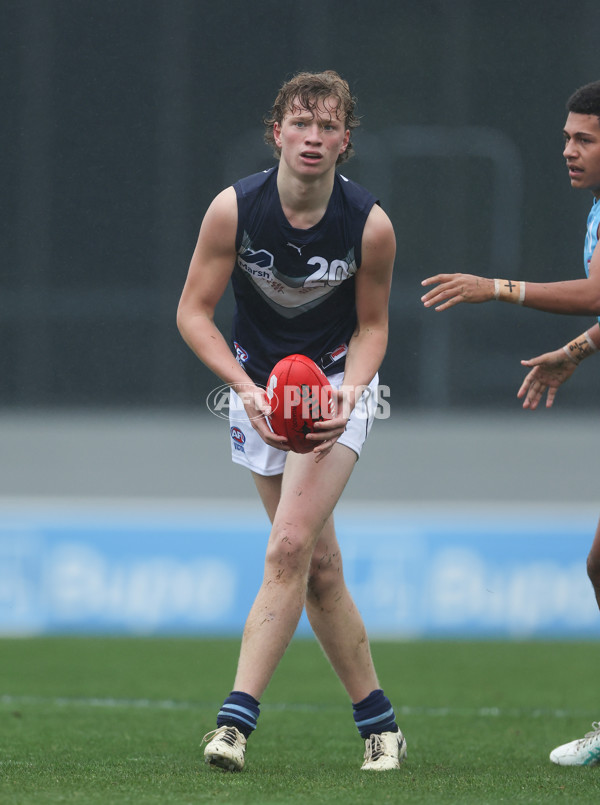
[203,725,247,771]
[550,722,600,766]
[361,729,407,770]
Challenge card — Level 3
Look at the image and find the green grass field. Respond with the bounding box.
[1,638,600,804]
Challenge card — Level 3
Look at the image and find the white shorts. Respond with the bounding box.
[228,372,379,476]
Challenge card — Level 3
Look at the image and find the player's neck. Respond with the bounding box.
[276,163,334,230]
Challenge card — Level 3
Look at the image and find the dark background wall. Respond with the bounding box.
[4,0,600,411]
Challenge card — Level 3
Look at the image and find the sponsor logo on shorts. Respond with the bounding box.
[230,426,246,453]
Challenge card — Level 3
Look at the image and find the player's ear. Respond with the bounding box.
[339,129,350,154]
[273,122,282,148]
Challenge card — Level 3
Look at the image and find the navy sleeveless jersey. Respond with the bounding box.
[231,166,377,386]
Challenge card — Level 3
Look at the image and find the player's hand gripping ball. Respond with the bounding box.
[267,354,335,453]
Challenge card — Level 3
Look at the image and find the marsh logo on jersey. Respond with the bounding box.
[237,246,274,279]
[230,426,246,453]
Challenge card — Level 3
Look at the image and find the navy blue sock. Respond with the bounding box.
[352,689,398,739]
[216,690,260,739]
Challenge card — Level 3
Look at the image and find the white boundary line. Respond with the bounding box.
[0,694,596,720]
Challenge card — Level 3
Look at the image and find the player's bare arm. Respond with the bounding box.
[420,241,600,314]
[177,188,287,448]
[310,204,395,459]
[177,188,241,381]
[344,204,395,392]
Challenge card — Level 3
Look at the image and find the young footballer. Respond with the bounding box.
[421,79,600,767]
[177,70,406,772]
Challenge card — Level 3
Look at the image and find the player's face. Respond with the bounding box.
[273,96,350,177]
[563,113,600,195]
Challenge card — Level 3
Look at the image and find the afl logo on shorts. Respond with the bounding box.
[230,426,246,453]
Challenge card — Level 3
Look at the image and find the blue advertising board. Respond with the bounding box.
[0,500,597,638]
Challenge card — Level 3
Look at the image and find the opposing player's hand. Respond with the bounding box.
[309,387,350,462]
[517,349,578,410]
[421,273,495,311]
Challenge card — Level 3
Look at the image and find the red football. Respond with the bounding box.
[267,354,335,453]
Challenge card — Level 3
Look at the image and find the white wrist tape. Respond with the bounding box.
[563,331,598,364]
[494,279,525,305]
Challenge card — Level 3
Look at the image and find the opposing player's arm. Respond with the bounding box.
[420,230,600,314]
[517,322,600,409]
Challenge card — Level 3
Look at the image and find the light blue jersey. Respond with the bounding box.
[584,196,600,323]
[584,197,600,275]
